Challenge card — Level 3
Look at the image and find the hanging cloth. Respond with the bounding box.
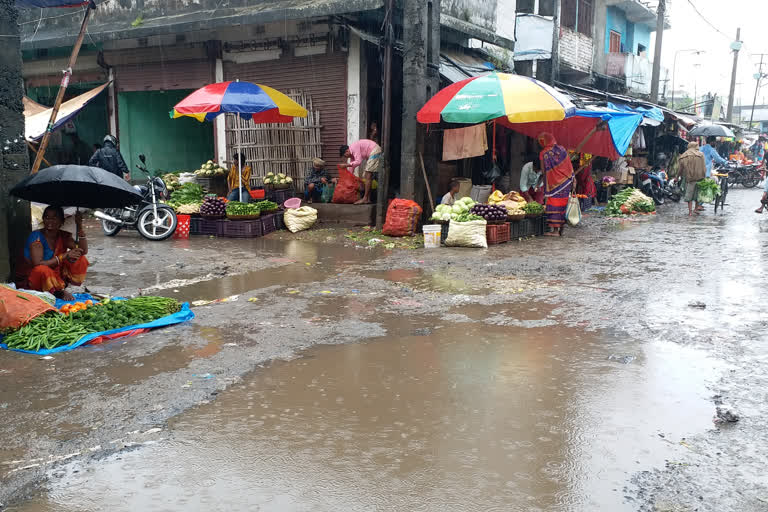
[442,124,488,161]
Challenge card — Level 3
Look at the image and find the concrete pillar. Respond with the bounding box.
[399,0,429,200]
[107,67,118,136]
[0,0,31,281]
[346,33,363,143]
[214,58,226,166]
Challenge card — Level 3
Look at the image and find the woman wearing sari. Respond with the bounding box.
[538,132,575,236]
[16,206,89,301]
[575,155,597,212]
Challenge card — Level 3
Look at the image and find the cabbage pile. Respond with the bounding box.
[429,197,476,222]
[263,172,294,187]
[194,160,226,178]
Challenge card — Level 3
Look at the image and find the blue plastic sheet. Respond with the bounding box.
[606,102,665,124]
[0,297,194,355]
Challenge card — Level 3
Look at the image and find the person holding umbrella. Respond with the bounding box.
[700,136,727,178]
[15,206,88,301]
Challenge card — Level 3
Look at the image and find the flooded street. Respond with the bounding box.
[3,189,768,511]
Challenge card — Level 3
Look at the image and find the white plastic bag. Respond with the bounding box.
[444,219,487,248]
[470,185,492,204]
[284,206,318,233]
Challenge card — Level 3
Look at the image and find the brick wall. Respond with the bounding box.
[559,27,594,73]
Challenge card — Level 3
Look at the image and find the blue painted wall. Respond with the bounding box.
[604,6,652,55]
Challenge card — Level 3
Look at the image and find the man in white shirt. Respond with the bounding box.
[519,160,543,203]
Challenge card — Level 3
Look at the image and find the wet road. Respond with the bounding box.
[2,188,768,511]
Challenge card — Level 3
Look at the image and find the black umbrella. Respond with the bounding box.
[10,165,142,208]
[689,124,735,138]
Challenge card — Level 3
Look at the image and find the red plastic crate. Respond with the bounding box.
[486,222,510,245]
[249,188,266,200]
[220,219,262,238]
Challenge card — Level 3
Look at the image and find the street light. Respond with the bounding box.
[671,49,705,110]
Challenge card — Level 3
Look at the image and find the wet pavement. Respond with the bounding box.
[2,188,768,511]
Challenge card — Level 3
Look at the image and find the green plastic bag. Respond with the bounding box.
[321,183,335,203]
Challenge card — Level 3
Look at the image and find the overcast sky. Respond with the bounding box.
[655,0,768,107]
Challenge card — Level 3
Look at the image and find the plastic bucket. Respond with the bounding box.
[422,224,442,249]
[173,214,191,239]
[284,197,301,209]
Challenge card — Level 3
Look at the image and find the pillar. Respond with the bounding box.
[0,0,31,281]
[214,58,226,166]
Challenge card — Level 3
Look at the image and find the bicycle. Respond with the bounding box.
[713,170,729,214]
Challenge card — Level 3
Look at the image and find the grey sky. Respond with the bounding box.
[654,0,768,106]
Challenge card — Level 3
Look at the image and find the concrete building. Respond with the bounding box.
[514,0,668,99]
[18,0,514,205]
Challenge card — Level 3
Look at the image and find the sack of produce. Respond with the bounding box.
[444,218,488,248]
[696,178,720,204]
[0,285,56,331]
[285,206,318,233]
[382,199,423,237]
[332,168,362,204]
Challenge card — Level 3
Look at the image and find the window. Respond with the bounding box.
[560,0,593,36]
[609,31,621,53]
[516,0,535,14]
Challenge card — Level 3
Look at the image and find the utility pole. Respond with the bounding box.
[750,54,767,129]
[650,0,665,102]
[726,28,741,122]
[550,0,561,85]
[375,0,395,229]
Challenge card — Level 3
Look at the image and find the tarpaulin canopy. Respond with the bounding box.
[15,0,87,7]
[606,102,664,126]
[498,108,643,159]
[25,82,109,141]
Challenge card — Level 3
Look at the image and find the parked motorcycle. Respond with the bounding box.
[724,161,761,188]
[640,169,680,205]
[95,154,178,241]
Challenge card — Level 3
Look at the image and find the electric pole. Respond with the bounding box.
[726,28,741,123]
[750,54,767,129]
[650,0,666,102]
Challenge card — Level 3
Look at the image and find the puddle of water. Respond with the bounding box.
[14,318,721,512]
[364,268,485,295]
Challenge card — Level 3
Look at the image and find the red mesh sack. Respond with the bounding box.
[0,285,56,331]
[332,167,362,204]
[382,199,423,237]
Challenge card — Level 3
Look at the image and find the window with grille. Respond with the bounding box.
[560,0,593,35]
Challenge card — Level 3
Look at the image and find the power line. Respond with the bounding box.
[685,0,731,40]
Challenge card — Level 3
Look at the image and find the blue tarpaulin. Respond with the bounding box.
[606,102,665,125]
[0,294,195,355]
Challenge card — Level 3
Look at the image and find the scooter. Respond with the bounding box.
[95,154,178,241]
[640,167,681,205]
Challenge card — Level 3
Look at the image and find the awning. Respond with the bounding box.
[606,102,664,126]
[16,0,87,6]
[25,82,109,142]
[440,51,495,83]
[23,97,49,116]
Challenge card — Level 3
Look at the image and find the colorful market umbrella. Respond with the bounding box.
[15,1,88,6]
[417,72,576,125]
[498,108,644,160]
[172,81,308,201]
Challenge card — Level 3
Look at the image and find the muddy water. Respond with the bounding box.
[14,317,719,512]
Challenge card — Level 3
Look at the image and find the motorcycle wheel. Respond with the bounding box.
[101,209,122,237]
[669,190,681,203]
[742,173,760,188]
[137,206,177,241]
[651,186,665,205]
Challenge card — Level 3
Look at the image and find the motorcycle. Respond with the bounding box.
[95,154,178,241]
[725,161,761,188]
[639,169,680,205]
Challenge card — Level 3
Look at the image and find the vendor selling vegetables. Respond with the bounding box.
[304,158,336,204]
[227,153,251,203]
[15,206,88,301]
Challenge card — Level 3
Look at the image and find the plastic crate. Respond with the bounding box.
[275,210,285,230]
[273,188,295,205]
[519,219,534,237]
[219,219,262,238]
[486,223,510,245]
[509,220,522,239]
[189,216,203,235]
[534,216,546,236]
[260,213,277,235]
[198,218,220,236]
[196,176,227,196]
[440,223,449,244]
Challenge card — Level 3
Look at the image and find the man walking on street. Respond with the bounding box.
[89,135,129,180]
[700,136,727,178]
[679,141,707,216]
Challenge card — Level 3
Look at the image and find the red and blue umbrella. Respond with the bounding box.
[171,81,307,123]
[15,1,88,7]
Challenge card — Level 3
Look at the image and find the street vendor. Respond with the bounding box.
[304,158,335,203]
[340,139,383,205]
[441,180,460,206]
[227,153,251,203]
[519,156,544,204]
[15,206,89,301]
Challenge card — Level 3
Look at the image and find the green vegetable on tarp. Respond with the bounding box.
[696,178,720,204]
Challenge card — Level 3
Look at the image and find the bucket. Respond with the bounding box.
[173,214,191,239]
[422,224,442,249]
[284,197,301,209]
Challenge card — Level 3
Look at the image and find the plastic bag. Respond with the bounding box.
[470,185,493,204]
[284,206,318,233]
[382,199,423,237]
[566,196,582,226]
[321,183,335,203]
[0,284,56,331]
[332,168,361,204]
[444,219,488,248]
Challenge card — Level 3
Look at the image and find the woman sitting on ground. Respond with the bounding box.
[16,206,89,301]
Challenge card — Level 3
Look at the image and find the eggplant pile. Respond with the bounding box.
[200,196,226,216]
[470,203,507,222]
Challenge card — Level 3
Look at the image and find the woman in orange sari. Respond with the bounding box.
[538,132,575,237]
[18,206,89,301]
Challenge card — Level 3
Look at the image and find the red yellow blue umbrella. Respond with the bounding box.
[171,81,307,123]
[417,72,575,125]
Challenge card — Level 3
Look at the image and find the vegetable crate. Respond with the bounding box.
[534,216,546,236]
[519,219,535,237]
[440,223,449,244]
[189,216,203,235]
[196,176,227,197]
[486,223,510,245]
[219,219,263,238]
[260,213,277,235]
[269,188,295,205]
[275,210,285,230]
[197,218,220,236]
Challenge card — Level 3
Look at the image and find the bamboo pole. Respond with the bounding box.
[30,1,96,175]
[419,152,435,214]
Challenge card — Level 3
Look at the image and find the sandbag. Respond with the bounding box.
[284,206,318,233]
[332,168,361,204]
[0,284,56,331]
[444,219,488,248]
[382,199,423,237]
